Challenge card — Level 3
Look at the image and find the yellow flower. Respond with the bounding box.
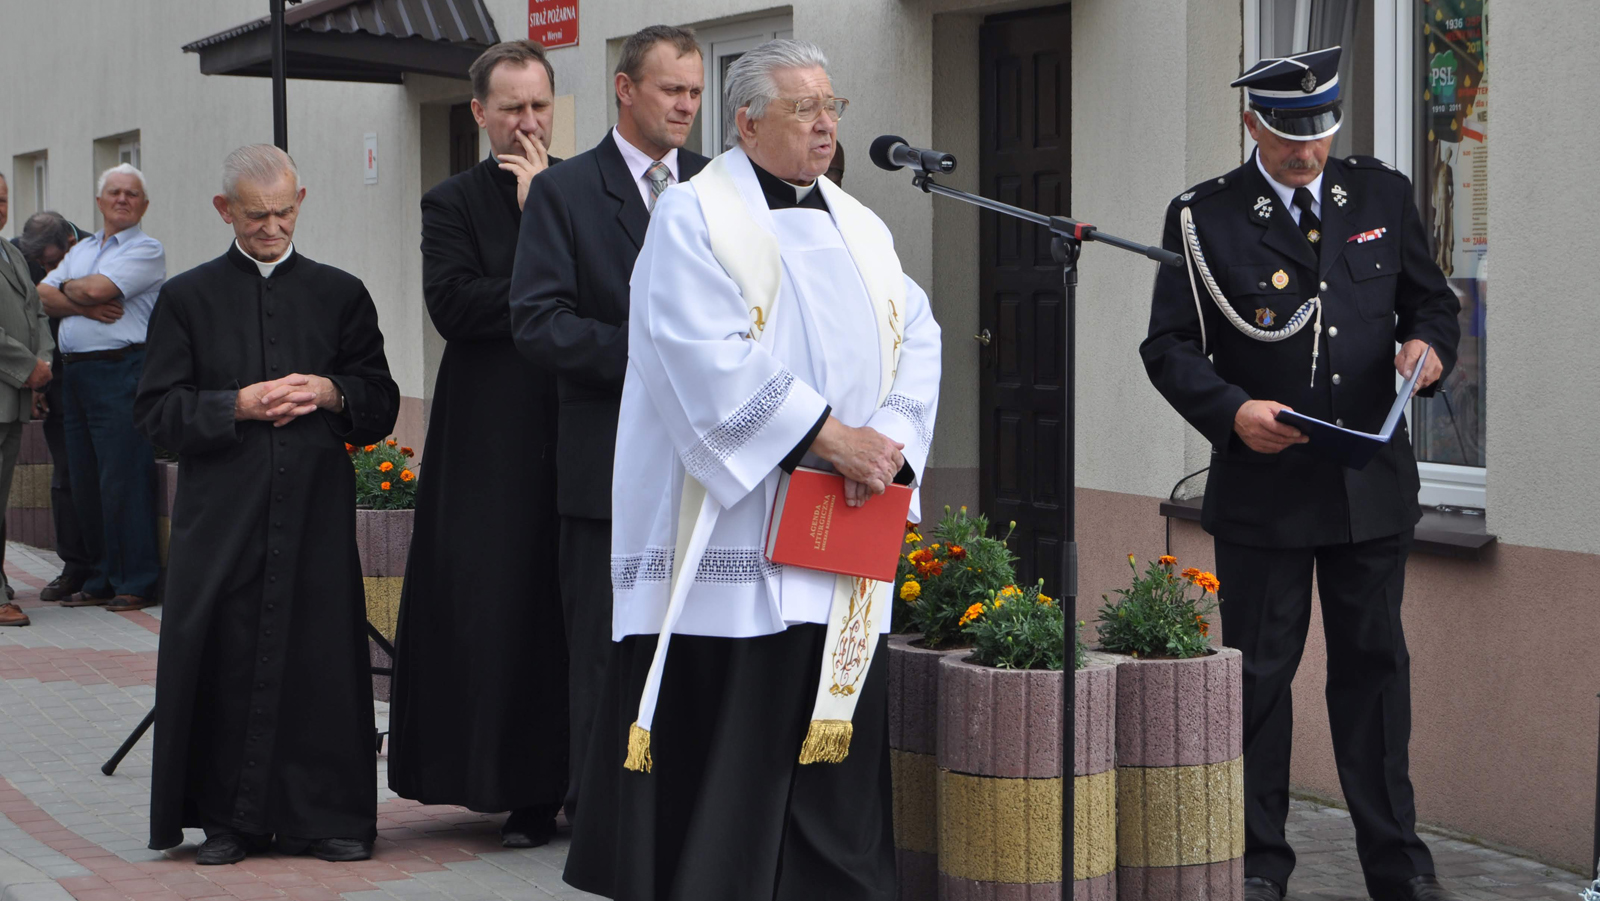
[958,602,985,626]
[904,531,923,545]
[1038,593,1053,606]
[899,580,921,602]
[1128,553,1137,566]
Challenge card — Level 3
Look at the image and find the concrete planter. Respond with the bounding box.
[355,507,413,641]
[887,633,965,901]
[1110,647,1245,901]
[935,652,1108,900]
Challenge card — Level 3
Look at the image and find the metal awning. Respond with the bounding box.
[183,0,499,84]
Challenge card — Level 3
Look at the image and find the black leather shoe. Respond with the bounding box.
[196,830,271,865]
[1384,874,1459,901]
[501,808,557,848]
[1243,876,1284,901]
[278,836,372,861]
[40,573,86,602]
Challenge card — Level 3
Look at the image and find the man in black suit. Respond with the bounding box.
[1142,49,1461,901]
[510,24,711,822]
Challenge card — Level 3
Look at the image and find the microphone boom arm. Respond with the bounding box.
[910,171,1182,267]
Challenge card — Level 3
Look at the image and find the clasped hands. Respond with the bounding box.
[235,374,342,428]
[1232,338,1442,454]
[811,417,905,508]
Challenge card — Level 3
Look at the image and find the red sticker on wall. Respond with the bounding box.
[528,0,578,49]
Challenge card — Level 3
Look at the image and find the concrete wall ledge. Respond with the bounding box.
[1157,497,1497,560]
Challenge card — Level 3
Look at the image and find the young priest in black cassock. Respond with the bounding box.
[136,145,398,866]
[386,40,569,848]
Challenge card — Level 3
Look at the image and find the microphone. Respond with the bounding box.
[869,135,957,174]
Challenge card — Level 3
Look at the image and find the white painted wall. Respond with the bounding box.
[0,0,443,401]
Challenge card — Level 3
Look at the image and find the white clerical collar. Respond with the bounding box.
[613,126,680,184]
[1255,150,1323,216]
[791,180,819,203]
[237,240,295,278]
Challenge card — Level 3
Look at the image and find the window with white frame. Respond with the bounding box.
[1246,0,1487,509]
[692,15,794,157]
[118,139,141,169]
[32,155,47,213]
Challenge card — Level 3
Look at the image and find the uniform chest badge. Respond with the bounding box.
[1255,307,1277,327]
[1271,269,1290,290]
[1179,191,1195,202]
[1348,227,1389,243]
[1254,196,1273,219]
[1331,184,1349,207]
[1307,229,1321,244]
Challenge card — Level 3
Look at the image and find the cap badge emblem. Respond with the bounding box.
[1302,70,1318,93]
[1271,270,1290,290]
[1331,184,1349,207]
[1256,307,1277,327]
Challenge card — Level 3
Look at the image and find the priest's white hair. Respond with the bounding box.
[222,144,300,200]
[96,163,148,198]
[723,39,830,149]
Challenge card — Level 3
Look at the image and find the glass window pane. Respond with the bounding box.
[1411,0,1487,467]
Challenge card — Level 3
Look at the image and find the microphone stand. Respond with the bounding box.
[906,168,1182,893]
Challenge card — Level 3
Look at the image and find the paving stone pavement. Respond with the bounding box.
[0,541,1590,901]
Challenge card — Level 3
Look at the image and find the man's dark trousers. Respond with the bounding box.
[43,371,95,580]
[559,515,610,821]
[61,351,159,599]
[1215,530,1434,900]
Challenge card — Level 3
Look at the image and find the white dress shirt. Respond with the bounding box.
[42,225,166,353]
[1256,152,1323,224]
[613,126,679,209]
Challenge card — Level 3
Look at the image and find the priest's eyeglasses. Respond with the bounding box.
[783,96,850,123]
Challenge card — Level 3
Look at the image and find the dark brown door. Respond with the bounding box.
[978,6,1071,591]
[449,102,479,176]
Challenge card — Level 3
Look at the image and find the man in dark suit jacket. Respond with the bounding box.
[510,24,711,821]
[1142,49,1461,901]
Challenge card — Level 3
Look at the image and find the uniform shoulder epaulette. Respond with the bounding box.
[1173,175,1230,207]
[1342,155,1406,177]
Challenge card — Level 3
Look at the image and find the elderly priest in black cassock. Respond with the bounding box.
[563,40,942,901]
[136,144,398,867]
[386,39,569,848]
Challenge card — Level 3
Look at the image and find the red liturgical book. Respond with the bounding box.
[764,467,914,582]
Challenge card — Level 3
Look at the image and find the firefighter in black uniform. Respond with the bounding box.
[1141,47,1462,901]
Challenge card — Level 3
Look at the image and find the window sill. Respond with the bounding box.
[1157,497,1497,560]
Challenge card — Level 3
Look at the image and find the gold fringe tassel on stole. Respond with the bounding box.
[797,719,853,764]
[624,722,653,773]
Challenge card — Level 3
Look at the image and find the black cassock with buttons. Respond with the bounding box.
[1141,152,1460,898]
[136,244,399,850]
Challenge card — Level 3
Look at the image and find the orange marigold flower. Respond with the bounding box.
[1195,614,1210,638]
[947,544,967,560]
[917,560,945,578]
[380,481,392,491]
[958,602,985,626]
[1196,572,1221,594]
[905,520,919,533]
[344,443,354,452]
[1181,567,1202,582]
[999,585,1021,597]
[387,439,398,447]
[378,461,394,472]
[907,548,930,565]
[400,469,415,482]
[401,447,415,457]
[1159,555,1177,566]
[364,445,377,453]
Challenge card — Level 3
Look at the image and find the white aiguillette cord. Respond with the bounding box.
[1180,206,1323,387]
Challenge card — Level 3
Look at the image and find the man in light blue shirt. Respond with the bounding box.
[36,164,165,611]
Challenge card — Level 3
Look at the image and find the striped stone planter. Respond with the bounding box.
[1111,647,1244,901]
[4,421,53,550]
[935,653,1089,900]
[1074,653,1120,900]
[355,507,413,642]
[887,633,963,900]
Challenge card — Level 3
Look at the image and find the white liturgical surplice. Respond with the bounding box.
[610,148,943,642]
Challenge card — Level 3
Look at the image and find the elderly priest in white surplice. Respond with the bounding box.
[562,38,942,901]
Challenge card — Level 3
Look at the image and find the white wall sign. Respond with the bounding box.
[364,133,379,185]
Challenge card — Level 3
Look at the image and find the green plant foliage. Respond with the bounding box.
[1095,555,1218,659]
[348,438,418,510]
[959,581,1084,671]
[892,506,1018,648]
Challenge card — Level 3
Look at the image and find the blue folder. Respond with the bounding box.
[1273,347,1431,471]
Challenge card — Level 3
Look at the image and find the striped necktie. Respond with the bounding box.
[646,161,671,213]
